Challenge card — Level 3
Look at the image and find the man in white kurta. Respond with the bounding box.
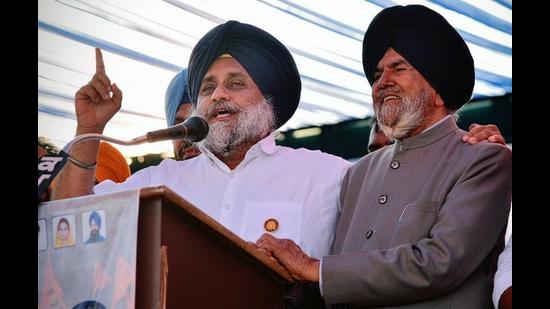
[53,21,351,259]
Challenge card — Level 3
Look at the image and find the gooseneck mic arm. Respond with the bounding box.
[62,116,209,154]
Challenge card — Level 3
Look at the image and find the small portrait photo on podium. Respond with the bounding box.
[82,210,107,244]
[38,219,47,251]
[52,215,76,249]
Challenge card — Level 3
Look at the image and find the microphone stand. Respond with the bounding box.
[63,116,208,153]
[62,133,148,154]
[39,117,208,201]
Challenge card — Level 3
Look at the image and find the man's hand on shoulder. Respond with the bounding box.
[462,123,506,145]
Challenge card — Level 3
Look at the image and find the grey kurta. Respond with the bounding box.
[322,117,512,308]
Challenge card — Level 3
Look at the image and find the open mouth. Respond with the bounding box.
[177,142,201,160]
[208,104,239,121]
[181,147,201,160]
[214,109,234,119]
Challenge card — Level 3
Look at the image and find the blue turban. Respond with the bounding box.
[164,68,192,127]
[187,20,301,129]
[89,211,102,228]
[363,5,475,111]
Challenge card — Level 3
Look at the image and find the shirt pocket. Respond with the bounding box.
[240,201,303,243]
[390,200,440,245]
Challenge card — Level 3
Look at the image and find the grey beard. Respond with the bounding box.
[192,98,276,157]
[375,89,435,140]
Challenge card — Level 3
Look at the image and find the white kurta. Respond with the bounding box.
[95,133,351,258]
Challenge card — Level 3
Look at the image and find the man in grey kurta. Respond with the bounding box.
[257,4,512,308]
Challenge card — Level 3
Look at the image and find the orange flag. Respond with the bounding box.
[93,259,113,294]
[125,290,136,309]
[111,255,135,308]
[39,252,67,309]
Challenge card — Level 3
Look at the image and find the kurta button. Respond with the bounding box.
[224,204,231,210]
[390,160,400,169]
[378,195,387,204]
[365,229,374,239]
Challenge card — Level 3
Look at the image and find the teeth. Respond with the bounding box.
[383,96,399,102]
[215,112,232,119]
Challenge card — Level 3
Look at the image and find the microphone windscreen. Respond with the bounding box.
[185,117,209,142]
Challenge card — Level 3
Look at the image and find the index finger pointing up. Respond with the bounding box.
[95,48,105,73]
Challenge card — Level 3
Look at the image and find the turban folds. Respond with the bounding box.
[188,20,301,129]
[164,69,192,126]
[95,142,131,183]
[363,5,475,111]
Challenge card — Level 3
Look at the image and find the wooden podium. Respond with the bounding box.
[136,186,294,309]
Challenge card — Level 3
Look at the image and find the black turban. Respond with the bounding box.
[363,5,475,111]
[188,20,301,129]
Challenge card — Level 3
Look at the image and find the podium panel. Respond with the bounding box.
[136,186,293,309]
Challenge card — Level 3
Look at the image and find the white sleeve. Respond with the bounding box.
[94,165,153,194]
[319,258,324,297]
[492,235,512,308]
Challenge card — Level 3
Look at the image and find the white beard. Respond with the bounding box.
[375,89,435,140]
[193,98,275,157]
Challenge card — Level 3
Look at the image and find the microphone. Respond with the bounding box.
[145,116,209,143]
